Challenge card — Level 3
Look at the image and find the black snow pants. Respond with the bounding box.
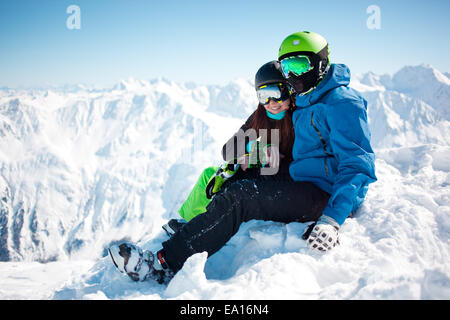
[161,168,330,273]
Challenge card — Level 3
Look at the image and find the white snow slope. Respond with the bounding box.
[0,65,449,300]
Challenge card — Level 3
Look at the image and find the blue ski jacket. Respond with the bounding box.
[290,63,377,225]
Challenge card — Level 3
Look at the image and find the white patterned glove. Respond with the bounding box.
[306,215,340,252]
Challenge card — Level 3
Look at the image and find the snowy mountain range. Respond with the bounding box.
[0,64,449,299]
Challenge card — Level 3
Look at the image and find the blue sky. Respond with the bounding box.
[0,0,449,87]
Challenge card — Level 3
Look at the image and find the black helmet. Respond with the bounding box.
[254,61,286,89]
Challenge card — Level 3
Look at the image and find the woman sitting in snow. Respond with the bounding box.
[109,31,377,285]
[164,59,298,229]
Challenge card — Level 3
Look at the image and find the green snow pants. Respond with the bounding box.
[178,166,219,221]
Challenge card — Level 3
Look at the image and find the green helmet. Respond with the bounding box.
[278,31,330,94]
[278,31,329,61]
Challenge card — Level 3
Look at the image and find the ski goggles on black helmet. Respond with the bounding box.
[256,82,290,105]
[280,55,314,78]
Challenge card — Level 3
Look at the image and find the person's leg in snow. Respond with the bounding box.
[109,176,329,282]
[161,177,330,274]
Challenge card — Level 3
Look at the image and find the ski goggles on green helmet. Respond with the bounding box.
[256,83,290,105]
[280,55,314,78]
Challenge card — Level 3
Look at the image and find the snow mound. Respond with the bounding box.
[50,144,450,299]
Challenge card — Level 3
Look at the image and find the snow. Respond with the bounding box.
[0,64,449,300]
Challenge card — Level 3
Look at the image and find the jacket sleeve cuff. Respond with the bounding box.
[321,206,349,226]
[317,215,340,229]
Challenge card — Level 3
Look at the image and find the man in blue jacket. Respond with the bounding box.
[278,31,377,251]
[108,32,377,283]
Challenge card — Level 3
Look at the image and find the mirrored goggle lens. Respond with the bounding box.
[280,55,313,77]
[256,84,289,104]
[257,84,282,104]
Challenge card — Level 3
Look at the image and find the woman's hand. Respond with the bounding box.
[263,145,284,169]
[238,154,250,171]
[238,144,284,171]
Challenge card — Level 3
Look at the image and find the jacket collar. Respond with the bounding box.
[295,63,351,108]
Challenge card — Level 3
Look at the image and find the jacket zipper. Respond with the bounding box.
[310,111,333,177]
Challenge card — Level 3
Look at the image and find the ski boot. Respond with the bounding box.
[162,218,187,237]
[108,242,173,284]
